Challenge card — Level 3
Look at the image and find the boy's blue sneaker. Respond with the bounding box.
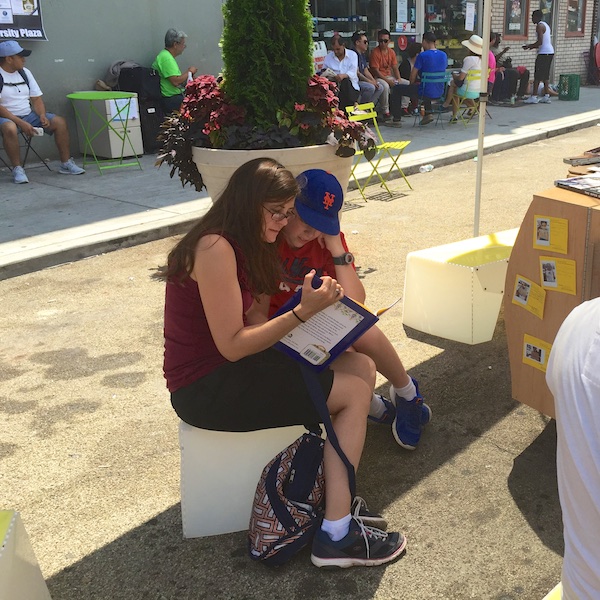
[391,378,431,450]
[367,394,395,425]
[311,518,406,568]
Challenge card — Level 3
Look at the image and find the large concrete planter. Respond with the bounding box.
[191,144,353,202]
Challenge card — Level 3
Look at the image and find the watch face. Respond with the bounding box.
[334,252,354,265]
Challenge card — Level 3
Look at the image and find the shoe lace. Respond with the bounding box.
[353,517,388,559]
[351,496,368,519]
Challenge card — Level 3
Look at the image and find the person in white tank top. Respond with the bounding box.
[522,9,554,103]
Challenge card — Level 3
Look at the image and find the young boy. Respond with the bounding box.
[267,169,432,450]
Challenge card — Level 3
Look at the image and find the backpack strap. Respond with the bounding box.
[0,69,30,93]
[300,365,356,498]
[19,69,30,88]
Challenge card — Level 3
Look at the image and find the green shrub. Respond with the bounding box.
[221,0,313,128]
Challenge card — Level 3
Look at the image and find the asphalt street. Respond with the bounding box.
[2,125,600,599]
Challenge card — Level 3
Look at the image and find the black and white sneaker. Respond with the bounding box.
[351,496,388,530]
[311,517,406,568]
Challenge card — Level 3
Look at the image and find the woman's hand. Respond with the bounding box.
[295,270,343,321]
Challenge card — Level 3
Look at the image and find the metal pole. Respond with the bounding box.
[474,0,492,237]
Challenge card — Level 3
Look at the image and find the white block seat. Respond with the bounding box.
[179,421,308,538]
[0,511,52,600]
[402,229,518,345]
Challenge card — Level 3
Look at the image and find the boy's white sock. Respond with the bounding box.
[321,514,352,542]
[392,379,417,402]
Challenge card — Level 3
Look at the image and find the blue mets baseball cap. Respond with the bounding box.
[295,169,344,235]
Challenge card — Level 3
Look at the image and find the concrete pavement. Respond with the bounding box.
[1,91,600,599]
[2,87,600,280]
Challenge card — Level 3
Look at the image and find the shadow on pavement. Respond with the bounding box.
[46,318,561,600]
[508,420,563,556]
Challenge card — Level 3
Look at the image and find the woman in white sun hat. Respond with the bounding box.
[442,34,483,123]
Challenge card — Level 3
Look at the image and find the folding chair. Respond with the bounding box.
[0,131,51,171]
[345,102,412,201]
[453,70,492,126]
[413,71,452,128]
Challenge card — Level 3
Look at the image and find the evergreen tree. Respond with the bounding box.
[222,0,313,128]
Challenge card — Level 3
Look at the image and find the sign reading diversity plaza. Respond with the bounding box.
[0,0,47,41]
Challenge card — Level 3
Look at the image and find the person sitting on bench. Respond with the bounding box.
[0,40,85,184]
[152,28,198,114]
[160,158,406,569]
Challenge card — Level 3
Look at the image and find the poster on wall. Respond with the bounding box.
[0,0,47,41]
[504,0,527,37]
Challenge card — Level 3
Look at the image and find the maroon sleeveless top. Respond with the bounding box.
[163,236,254,392]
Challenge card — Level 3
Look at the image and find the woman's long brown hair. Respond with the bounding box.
[163,157,300,296]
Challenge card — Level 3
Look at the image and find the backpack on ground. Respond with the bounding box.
[248,428,326,566]
[248,367,356,567]
[0,69,29,93]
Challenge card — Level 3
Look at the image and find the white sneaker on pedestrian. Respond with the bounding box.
[59,158,85,175]
[524,96,539,104]
[12,165,29,184]
[538,95,551,104]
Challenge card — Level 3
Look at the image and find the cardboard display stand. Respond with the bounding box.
[503,187,600,418]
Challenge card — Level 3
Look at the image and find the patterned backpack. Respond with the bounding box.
[248,428,325,566]
[248,367,356,566]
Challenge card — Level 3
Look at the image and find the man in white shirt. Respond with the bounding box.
[322,35,360,112]
[546,299,600,600]
[522,10,555,104]
[0,40,84,184]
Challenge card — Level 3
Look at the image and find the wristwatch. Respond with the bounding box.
[332,252,354,266]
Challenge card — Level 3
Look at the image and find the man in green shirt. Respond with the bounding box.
[152,28,197,114]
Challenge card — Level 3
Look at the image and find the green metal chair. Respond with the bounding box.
[346,102,412,201]
[413,71,452,128]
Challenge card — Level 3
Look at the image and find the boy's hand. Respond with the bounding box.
[322,233,346,256]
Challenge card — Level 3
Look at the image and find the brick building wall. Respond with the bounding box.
[491,0,595,85]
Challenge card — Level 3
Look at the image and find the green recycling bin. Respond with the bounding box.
[558,74,580,101]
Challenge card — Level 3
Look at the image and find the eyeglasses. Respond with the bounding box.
[264,206,296,222]
[378,38,390,43]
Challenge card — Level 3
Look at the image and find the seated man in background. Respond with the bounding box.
[408,32,448,125]
[266,169,433,451]
[350,31,387,116]
[490,32,529,102]
[397,42,421,116]
[152,28,198,114]
[0,40,85,184]
[369,29,403,126]
[323,35,360,112]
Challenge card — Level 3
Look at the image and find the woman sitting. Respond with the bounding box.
[160,157,406,568]
[442,34,483,123]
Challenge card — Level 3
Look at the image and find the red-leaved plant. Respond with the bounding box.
[156,73,375,191]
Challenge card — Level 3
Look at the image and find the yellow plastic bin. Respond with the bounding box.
[402,229,518,344]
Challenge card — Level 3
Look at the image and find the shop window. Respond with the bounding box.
[504,0,529,39]
[423,1,476,67]
[539,0,555,33]
[310,0,383,44]
[566,0,585,36]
